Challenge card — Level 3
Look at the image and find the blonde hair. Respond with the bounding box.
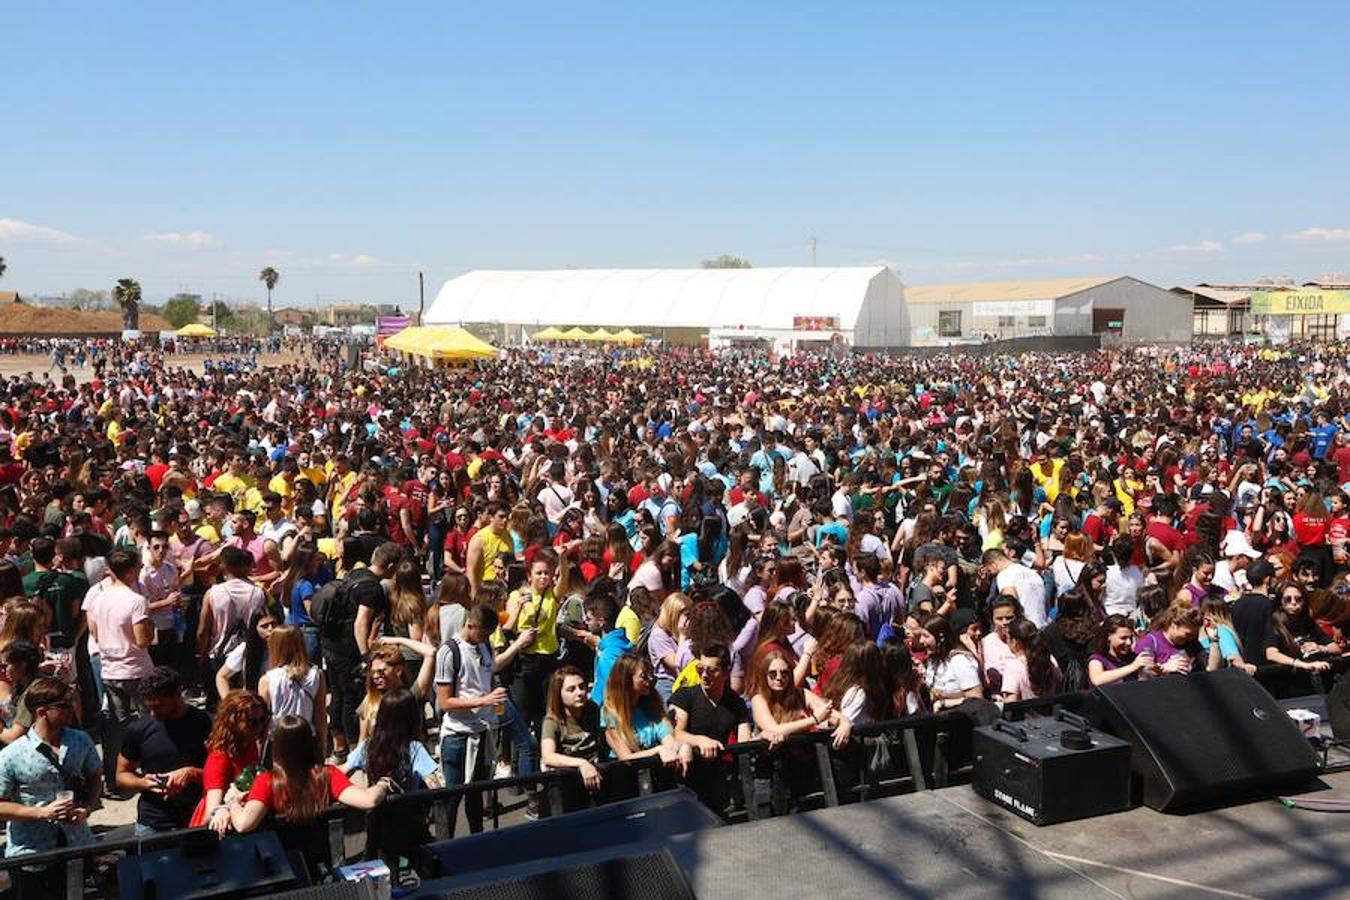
[656,593,690,637]
[266,625,311,682]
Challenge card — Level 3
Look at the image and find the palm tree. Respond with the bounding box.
[0,256,7,281]
[112,278,142,331]
[259,267,280,334]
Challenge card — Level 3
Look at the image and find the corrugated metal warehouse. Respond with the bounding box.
[903,275,1191,345]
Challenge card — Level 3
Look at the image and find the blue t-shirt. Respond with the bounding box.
[600,705,671,750]
[591,629,635,706]
[344,739,438,787]
[1198,624,1243,663]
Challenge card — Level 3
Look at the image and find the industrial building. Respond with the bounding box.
[1173,282,1350,343]
[425,266,906,352]
[902,276,1191,346]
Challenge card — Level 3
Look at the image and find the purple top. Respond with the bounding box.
[1088,651,1136,678]
[648,623,681,680]
[742,585,768,616]
[731,616,759,680]
[1133,630,1198,668]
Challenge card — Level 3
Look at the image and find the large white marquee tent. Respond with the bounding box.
[425,266,906,348]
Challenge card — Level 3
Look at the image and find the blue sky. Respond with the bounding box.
[3,2,1348,306]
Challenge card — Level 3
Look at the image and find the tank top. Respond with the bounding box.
[264,666,321,735]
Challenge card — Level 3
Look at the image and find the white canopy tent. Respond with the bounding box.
[425,266,906,348]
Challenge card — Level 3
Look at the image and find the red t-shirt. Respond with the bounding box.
[1145,521,1187,555]
[1292,513,1328,547]
[202,747,261,794]
[247,765,352,811]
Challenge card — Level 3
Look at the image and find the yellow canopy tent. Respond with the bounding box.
[611,328,644,345]
[531,326,566,341]
[589,327,618,342]
[176,323,217,338]
[560,326,590,340]
[384,326,498,361]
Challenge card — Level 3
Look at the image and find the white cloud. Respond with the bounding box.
[144,230,221,249]
[0,217,76,243]
[351,254,382,267]
[1283,227,1350,243]
[1158,239,1223,255]
[1231,231,1266,245]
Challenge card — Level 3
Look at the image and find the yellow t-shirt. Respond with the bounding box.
[194,523,222,544]
[473,528,514,584]
[212,472,252,506]
[513,588,561,656]
[616,605,641,645]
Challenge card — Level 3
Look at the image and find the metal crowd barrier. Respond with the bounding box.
[1,675,1334,898]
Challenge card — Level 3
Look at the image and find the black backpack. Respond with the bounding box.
[310,569,373,644]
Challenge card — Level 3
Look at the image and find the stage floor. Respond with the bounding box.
[669,770,1350,899]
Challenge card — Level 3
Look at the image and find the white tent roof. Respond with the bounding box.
[426,266,892,330]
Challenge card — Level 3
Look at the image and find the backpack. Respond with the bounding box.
[311,569,373,643]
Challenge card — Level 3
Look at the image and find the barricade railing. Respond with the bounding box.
[6,679,1329,897]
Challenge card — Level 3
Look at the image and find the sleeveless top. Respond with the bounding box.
[264,666,321,735]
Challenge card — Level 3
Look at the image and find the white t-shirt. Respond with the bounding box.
[831,489,854,523]
[997,563,1049,627]
[537,483,574,525]
[436,636,497,737]
[1103,564,1144,617]
[925,653,982,696]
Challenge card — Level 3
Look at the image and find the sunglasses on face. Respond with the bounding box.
[766,669,790,679]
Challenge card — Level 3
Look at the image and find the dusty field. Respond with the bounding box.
[0,351,307,384]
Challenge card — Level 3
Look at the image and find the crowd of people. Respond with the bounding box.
[0,336,1345,885]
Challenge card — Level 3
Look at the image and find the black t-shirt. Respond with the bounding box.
[1231,592,1273,660]
[326,568,385,663]
[120,707,213,830]
[669,685,749,744]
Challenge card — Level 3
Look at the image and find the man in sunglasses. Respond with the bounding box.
[0,678,102,891]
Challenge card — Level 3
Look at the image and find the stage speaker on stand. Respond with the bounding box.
[1090,668,1319,812]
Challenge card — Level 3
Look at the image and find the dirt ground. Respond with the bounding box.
[0,351,307,385]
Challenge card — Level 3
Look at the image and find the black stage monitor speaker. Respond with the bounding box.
[973,709,1133,824]
[415,847,695,900]
[418,787,720,878]
[1091,668,1320,812]
[117,830,303,900]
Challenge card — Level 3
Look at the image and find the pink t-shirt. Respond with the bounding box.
[205,578,266,656]
[88,582,153,681]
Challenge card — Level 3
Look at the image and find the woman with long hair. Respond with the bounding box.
[601,654,687,772]
[425,571,472,648]
[0,641,41,745]
[214,604,281,700]
[812,612,866,694]
[918,614,983,710]
[1174,550,1222,608]
[823,641,892,724]
[387,559,428,666]
[602,522,636,577]
[749,599,812,688]
[1040,585,1100,692]
[258,624,326,751]
[194,690,270,834]
[880,638,928,716]
[1051,533,1093,598]
[1191,595,1253,675]
[741,555,781,616]
[1264,582,1337,675]
[353,688,440,791]
[647,593,689,701]
[628,540,679,602]
[281,544,325,662]
[718,527,752,595]
[999,619,1061,701]
[356,639,435,743]
[1088,615,1150,687]
[1135,602,1221,677]
[541,665,607,813]
[229,715,391,837]
[1292,490,1332,587]
[747,648,850,748]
